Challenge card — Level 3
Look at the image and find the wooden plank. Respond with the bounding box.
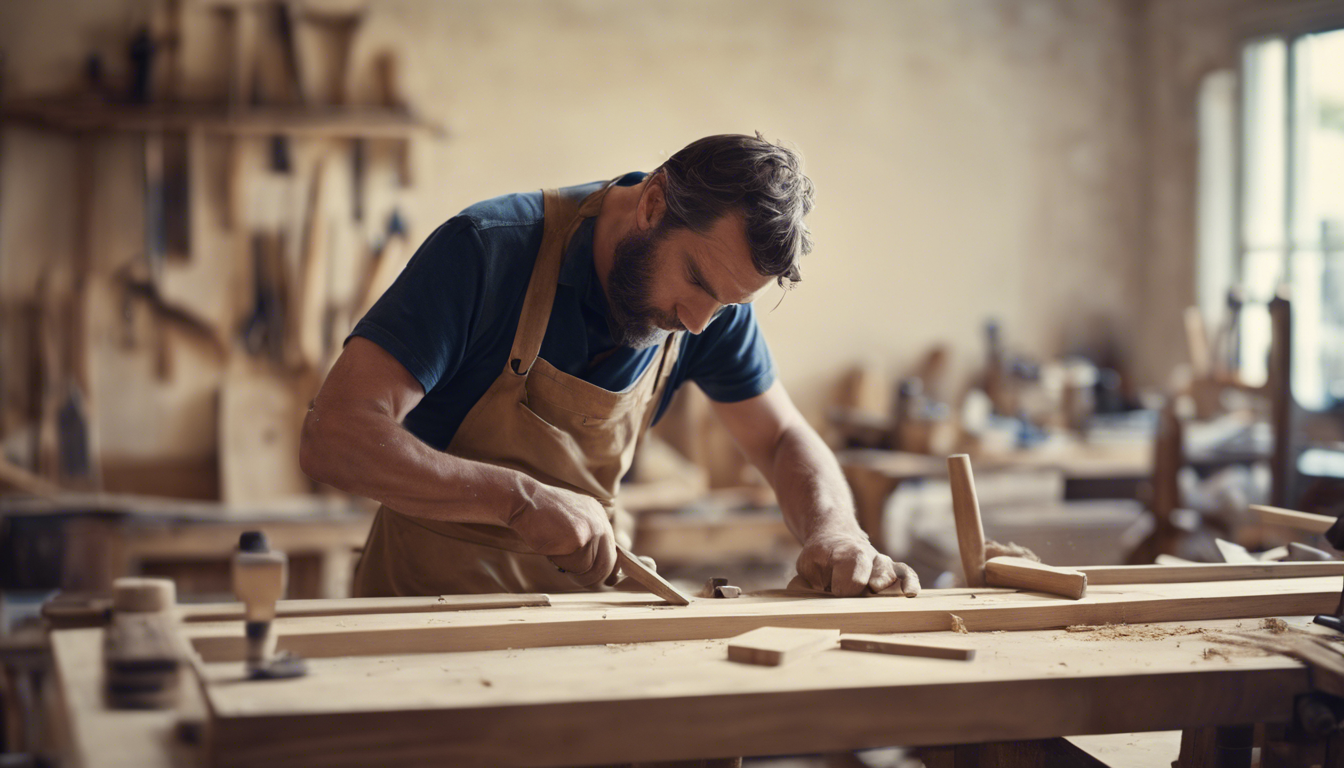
[179,594,550,622]
[193,617,1314,768]
[839,634,975,661]
[984,556,1087,599]
[1253,504,1335,534]
[726,627,838,666]
[1079,561,1344,584]
[182,577,1342,662]
[615,544,691,605]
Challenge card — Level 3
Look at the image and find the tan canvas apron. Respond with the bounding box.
[353,180,682,597]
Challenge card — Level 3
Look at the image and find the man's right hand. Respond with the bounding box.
[508,483,617,588]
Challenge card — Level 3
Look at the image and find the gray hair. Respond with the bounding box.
[655,133,813,287]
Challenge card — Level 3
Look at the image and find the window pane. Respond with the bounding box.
[1290,30,1344,409]
[1292,29,1344,248]
[1243,38,1288,252]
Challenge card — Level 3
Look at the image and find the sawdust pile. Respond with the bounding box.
[1064,623,1205,641]
[1262,618,1289,634]
[949,614,968,634]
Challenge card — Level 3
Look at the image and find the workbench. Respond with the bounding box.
[42,575,1344,767]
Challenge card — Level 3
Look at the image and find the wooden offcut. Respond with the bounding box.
[839,633,975,661]
[727,626,839,666]
[984,556,1087,600]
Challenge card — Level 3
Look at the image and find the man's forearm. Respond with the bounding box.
[766,424,865,544]
[299,403,535,526]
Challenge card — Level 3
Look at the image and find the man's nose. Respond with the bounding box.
[679,298,720,335]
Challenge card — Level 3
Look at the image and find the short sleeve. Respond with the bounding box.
[346,217,488,394]
[683,303,777,402]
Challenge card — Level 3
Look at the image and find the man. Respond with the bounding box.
[300,133,919,599]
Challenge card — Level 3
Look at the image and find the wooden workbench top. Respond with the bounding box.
[53,616,1321,768]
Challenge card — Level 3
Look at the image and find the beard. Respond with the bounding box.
[606,227,683,349]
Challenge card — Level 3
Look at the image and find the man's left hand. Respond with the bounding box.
[795,529,921,597]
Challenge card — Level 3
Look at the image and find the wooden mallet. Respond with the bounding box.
[947,454,1087,600]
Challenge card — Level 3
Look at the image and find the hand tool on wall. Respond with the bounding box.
[293,158,331,370]
[354,209,408,320]
[304,9,364,221]
[103,577,183,709]
[233,531,307,679]
[261,1,304,173]
[240,231,288,363]
[947,454,1088,599]
[373,51,414,189]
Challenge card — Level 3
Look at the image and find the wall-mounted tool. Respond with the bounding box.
[232,531,307,679]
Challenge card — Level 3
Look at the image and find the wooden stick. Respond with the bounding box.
[839,634,975,661]
[984,556,1087,600]
[179,594,551,622]
[947,454,986,587]
[616,545,691,606]
[1252,504,1335,534]
[727,626,838,666]
[1079,561,1344,584]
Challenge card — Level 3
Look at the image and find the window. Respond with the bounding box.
[1235,29,1344,410]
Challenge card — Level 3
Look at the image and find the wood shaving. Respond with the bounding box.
[1261,618,1289,634]
[1064,624,1203,641]
[950,614,968,634]
[984,540,1040,562]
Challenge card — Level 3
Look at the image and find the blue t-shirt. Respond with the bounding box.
[349,172,777,451]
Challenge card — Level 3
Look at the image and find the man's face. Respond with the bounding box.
[606,211,774,349]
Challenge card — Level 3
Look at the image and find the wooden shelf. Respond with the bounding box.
[0,97,444,139]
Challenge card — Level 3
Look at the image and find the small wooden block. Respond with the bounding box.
[839,633,975,661]
[984,556,1087,600]
[616,545,691,606]
[713,586,742,599]
[727,626,840,666]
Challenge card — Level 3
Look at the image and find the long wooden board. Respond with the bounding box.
[182,577,1341,662]
[1078,562,1344,584]
[178,594,550,622]
[193,617,1314,768]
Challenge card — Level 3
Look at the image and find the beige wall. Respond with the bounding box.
[0,0,1236,487]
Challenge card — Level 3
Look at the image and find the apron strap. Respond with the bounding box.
[509,180,617,376]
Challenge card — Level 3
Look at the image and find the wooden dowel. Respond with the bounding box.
[947,454,986,587]
[984,557,1087,600]
[1252,504,1335,534]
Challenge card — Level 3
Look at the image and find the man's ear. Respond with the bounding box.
[637,171,667,232]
